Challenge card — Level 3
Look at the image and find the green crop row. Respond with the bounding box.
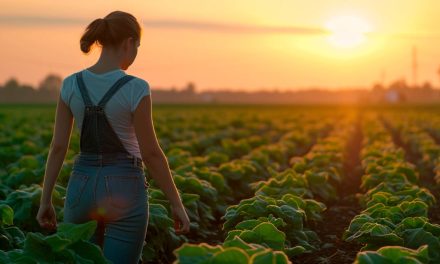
[172,117,357,263]
[344,116,439,263]
[151,116,336,263]
[391,113,440,185]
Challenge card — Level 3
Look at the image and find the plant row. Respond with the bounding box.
[171,118,356,263]
[145,117,336,263]
[343,117,439,263]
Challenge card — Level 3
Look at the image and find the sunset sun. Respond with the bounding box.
[324,15,372,48]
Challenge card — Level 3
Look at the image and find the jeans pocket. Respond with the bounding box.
[65,172,89,209]
[105,175,142,209]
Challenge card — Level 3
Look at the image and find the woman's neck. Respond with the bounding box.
[87,48,123,74]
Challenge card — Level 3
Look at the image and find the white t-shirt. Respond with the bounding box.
[60,68,150,159]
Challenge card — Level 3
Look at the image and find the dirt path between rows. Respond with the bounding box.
[293,115,364,264]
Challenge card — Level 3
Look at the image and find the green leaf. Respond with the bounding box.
[173,243,223,264]
[228,222,286,251]
[0,204,13,226]
[251,248,291,264]
[67,239,111,264]
[211,248,249,264]
[56,220,97,243]
[355,245,429,264]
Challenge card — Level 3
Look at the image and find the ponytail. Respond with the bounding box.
[80,11,142,54]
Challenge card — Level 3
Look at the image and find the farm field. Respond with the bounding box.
[1,104,440,263]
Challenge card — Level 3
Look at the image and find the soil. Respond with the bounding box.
[293,116,364,264]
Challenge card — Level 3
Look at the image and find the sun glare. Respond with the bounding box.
[325,15,372,48]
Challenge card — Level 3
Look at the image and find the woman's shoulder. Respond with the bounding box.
[61,70,150,94]
[128,75,150,89]
[60,72,80,106]
[124,76,151,112]
[126,75,151,95]
[62,72,80,87]
[61,72,79,91]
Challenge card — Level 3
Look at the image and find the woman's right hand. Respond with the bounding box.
[170,203,190,235]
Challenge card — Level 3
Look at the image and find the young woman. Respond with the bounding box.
[36,10,190,264]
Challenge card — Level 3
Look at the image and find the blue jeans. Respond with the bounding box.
[63,153,149,264]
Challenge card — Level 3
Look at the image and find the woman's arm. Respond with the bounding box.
[133,95,181,206]
[40,95,74,206]
[133,94,190,234]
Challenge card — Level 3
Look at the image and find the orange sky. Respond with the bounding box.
[1,0,440,91]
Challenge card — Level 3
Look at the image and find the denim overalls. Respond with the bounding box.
[63,71,149,264]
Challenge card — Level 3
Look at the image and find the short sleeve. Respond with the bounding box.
[60,77,73,107]
[130,78,151,113]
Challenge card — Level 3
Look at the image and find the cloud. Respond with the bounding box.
[3,15,439,39]
[143,19,328,35]
[0,15,84,26]
[0,14,328,35]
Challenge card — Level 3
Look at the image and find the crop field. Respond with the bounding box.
[1,104,440,263]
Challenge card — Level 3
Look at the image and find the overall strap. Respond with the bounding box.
[97,75,135,107]
[75,71,94,106]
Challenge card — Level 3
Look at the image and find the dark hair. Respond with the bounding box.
[80,11,142,54]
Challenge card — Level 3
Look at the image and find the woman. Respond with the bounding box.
[36,10,190,264]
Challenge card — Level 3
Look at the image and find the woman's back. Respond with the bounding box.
[61,68,150,159]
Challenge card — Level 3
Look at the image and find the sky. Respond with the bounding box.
[1,0,440,91]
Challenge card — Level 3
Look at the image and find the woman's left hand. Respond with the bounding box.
[36,203,58,231]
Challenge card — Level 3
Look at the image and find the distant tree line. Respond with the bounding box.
[368,79,440,103]
[0,75,201,104]
[0,74,62,103]
[1,73,440,104]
